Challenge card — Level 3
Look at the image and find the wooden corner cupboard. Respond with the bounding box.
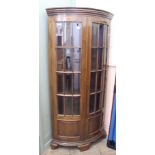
[46,7,113,151]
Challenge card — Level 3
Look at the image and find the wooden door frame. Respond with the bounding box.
[48,15,88,140]
[85,16,111,138]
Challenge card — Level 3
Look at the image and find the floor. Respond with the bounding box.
[43,139,116,155]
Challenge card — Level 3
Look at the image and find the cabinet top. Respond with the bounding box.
[46,7,113,20]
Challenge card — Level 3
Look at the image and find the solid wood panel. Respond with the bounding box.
[88,114,101,134]
[58,120,80,136]
[48,16,58,138]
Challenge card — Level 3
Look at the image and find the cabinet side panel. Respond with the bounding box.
[48,16,57,138]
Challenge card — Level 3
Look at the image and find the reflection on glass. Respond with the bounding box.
[56,22,63,46]
[103,25,107,47]
[58,96,64,114]
[97,72,101,91]
[64,48,73,71]
[56,48,63,71]
[64,74,72,94]
[73,48,81,71]
[103,48,107,65]
[92,23,98,47]
[102,92,104,108]
[73,97,80,115]
[101,70,105,91]
[89,94,95,113]
[96,93,101,111]
[98,48,102,69]
[64,22,72,46]
[65,97,72,115]
[73,23,82,47]
[100,92,104,108]
[90,72,96,92]
[99,24,104,47]
[91,48,97,70]
[73,74,80,94]
[57,73,63,93]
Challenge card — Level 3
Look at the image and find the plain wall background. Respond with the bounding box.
[39,0,76,154]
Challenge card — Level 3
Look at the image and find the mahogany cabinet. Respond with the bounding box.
[46,7,113,151]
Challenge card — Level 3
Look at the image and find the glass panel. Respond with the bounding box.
[92,23,99,47]
[103,25,107,47]
[64,48,73,71]
[96,93,101,111]
[99,24,104,47]
[90,72,96,93]
[91,48,97,70]
[97,71,102,91]
[63,22,73,46]
[57,73,63,93]
[58,96,64,114]
[101,70,105,91]
[73,97,80,115]
[56,22,63,46]
[73,48,81,71]
[65,97,72,115]
[103,47,107,65]
[98,48,102,69]
[89,94,95,113]
[56,48,64,71]
[100,114,103,128]
[101,92,104,108]
[73,23,82,47]
[73,74,80,94]
[64,74,72,94]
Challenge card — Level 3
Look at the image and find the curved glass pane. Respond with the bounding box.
[99,24,104,47]
[73,74,80,94]
[57,73,63,93]
[96,93,101,111]
[89,94,95,113]
[73,23,82,47]
[97,71,101,91]
[65,97,72,115]
[91,48,97,70]
[73,97,80,115]
[64,48,73,71]
[64,74,72,94]
[63,22,73,46]
[90,72,96,93]
[73,48,81,71]
[92,23,98,47]
[58,96,64,114]
[56,23,63,46]
[56,48,64,71]
[98,48,102,69]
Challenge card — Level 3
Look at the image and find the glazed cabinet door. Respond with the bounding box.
[48,16,87,141]
[86,17,110,138]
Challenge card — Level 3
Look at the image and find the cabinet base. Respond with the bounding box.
[50,130,106,151]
